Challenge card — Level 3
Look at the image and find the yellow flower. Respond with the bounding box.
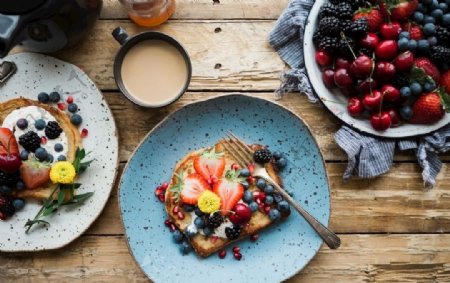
[197,190,221,214]
[50,161,76,184]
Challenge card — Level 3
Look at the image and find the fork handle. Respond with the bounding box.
[261,176,341,249]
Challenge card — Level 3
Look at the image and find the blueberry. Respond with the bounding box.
[185,224,198,238]
[417,39,430,52]
[413,11,424,23]
[57,155,67,161]
[239,168,250,177]
[423,23,436,36]
[264,184,274,194]
[182,204,195,212]
[397,37,409,51]
[37,92,49,103]
[68,103,78,113]
[34,119,46,130]
[408,40,418,51]
[240,180,249,190]
[439,3,448,12]
[35,147,48,161]
[265,195,274,205]
[16,181,25,190]
[399,31,410,39]
[194,217,206,228]
[410,82,423,95]
[417,3,427,13]
[277,200,290,212]
[20,150,29,161]
[16,118,28,130]
[443,13,450,26]
[424,81,436,92]
[0,185,11,195]
[431,0,439,10]
[194,206,205,217]
[273,193,283,203]
[179,241,192,255]
[249,201,259,212]
[400,105,413,120]
[272,151,282,160]
[70,114,83,126]
[12,198,25,211]
[243,190,254,203]
[49,91,61,102]
[172,230,184,243]
[46,154,54,163]
[54,143,64,152]
[424,16,436,24]
[428,36,438,46]
[431,8,443,19]
[268,209,281,221]
[202,226,213,237]
[256,178,266,189]
[276,157,287,169]
[400,86,412,99]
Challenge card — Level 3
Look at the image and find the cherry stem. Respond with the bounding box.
[340,32,357,60]
[369,53,376,93]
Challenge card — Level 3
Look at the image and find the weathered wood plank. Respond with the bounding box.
[2,234,450,282]
[101,0,289,20]
[86,162,450,235]
[55,20,285,91]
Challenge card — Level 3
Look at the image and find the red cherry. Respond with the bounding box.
[386,108,401,127]
[0,153,21,173]
[357,77,378,94]
[374,61,396,81]
[362,90,382,111]
[370,111,392,131]
[341,86,358,97]
[393,51,414,72]
[229,203,252,225]
[322,68,336,88]
[335,58,352,70]
[315,50,333,67]
[359,33,380,50]
[347,97,365,117]
[380,22,402,39]
[350,55,374,78]
[381,84,400,102]
[334,68,354,88]
[375,40,398,60]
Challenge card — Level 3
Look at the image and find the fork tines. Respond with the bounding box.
[220,132,254,168]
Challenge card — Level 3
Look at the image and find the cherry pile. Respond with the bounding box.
[314,0,450,131]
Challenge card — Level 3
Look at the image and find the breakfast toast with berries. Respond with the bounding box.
[0,98,82,200]
[165,142,287,257]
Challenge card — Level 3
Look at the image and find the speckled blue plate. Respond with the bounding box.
[119,94,330,282]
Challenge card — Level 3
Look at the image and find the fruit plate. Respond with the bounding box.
[304,0,450,138]
[0,52,119,252]
[119,94,330,283]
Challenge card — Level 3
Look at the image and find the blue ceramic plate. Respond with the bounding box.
[119,94,330,282]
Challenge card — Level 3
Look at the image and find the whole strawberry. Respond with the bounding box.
[414,57,441,83]
[441,70,450,95]
[353,7,383,32]
[410,92,444,124]
[379,0,418,22]
[402,23,424,40]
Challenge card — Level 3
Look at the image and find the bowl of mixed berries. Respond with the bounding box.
[304,0,450,137]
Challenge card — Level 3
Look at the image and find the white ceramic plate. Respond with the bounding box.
[0,52,119,252]
[304,0,450,138]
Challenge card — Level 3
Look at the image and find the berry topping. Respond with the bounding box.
[229,203,252,225]
[19,131,41,152]
[268,208,281,222]
[213,170,244,215]
[49,91,61,102]
[410,91,445,124]
[54,143,63,152]
[66,96,74,104]
[16,118,28,130]
[19,160,51,190]
[0,195,15,219]
[37,92,50,103]
[68,103,78,113]
[81,128,88,138]
[35,147,48,162]
[170,171,210,205]
[208,212,224,228]
[253,149,272,164]
[45,121,63,139]
[0,170,19,187]
[34,119,46,130]
[193,147,225,185]
[0,128,21,173]
[225,225,242,240]
[57,103,66,111]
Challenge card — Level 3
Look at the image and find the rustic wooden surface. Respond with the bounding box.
[2,1,450,282]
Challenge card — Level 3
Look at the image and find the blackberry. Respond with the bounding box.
[318,3,338,19]
[337,2,353,19]
[318,17,341,36]
[338,36,356,58]
[350,0,367,10]
[318,36,339,54]
[18,131,41,152]
[0,171,20,186]
[225,225,242,240]
[208,212,223,228]
[391,74,410,88]
[350,18,368,38]
[45,121,63,139]
[430,45,450,65]
[253,149,272,164]
[436,26,450,47]
[0,195,15,217]
[313,30,325,46]
[340,19,353,34]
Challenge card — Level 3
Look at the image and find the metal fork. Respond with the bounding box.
[221,132,341,249]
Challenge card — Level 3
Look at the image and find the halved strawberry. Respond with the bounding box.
[0,128,21,173]
[19,160,50,190]
[193,146,225,185]
[213,170,244,215]
[171,172,210,205]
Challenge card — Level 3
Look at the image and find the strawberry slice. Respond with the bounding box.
[213,170,244,215]
[194,147,225,185]
[19,160,50,190]
[0,128,21,173]
[170,172,210,205]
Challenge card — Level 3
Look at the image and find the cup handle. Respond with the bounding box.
[112,27,129,45]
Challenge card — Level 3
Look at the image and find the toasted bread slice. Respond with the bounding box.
[0,98,82,200]
[165,141,285,257]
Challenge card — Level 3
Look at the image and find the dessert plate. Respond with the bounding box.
[304,0,450,138]
[119,94,330,282]
[0,52,119,252]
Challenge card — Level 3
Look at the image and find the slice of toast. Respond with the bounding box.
[0,98,82,200]
[165,141,286,257]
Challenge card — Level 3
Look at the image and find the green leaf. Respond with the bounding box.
[24,219,49,227]
[438,87,450,113]
[42,206,57,216]
[71,192,94,204]
[60,183,82,190]
[410,66,435,85]
[57,189,66,207]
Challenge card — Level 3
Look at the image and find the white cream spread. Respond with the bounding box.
[2,106,68,163]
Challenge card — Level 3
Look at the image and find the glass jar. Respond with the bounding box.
[119,0,176,27]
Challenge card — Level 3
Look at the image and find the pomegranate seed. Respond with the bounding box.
[210,235,219,243]
[162,182,169,189]
[218,249,227,259]
[81,128,88,138]
[258,192,266,201]
[158,194,165,202]
[41,136,47,145]
[233,252,242,261]
[258,202,265,210]
[248,163,255,174]
[164,219,172,227]
[0,212,6,220]
[247,176,256,184]
[250,234,259,242]
[264,206,271,214]
[155,186,163,196]
[231,163,240,170]
[66,96,74,104]
[169,223,176,232]
[232,246,240,253]
[177,211,185,220]
[173,206,180,214]
[57,102,66,110]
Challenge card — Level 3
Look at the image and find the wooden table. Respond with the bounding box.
[2,1,450,282]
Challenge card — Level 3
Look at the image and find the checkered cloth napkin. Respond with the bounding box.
[269,0,450,189]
